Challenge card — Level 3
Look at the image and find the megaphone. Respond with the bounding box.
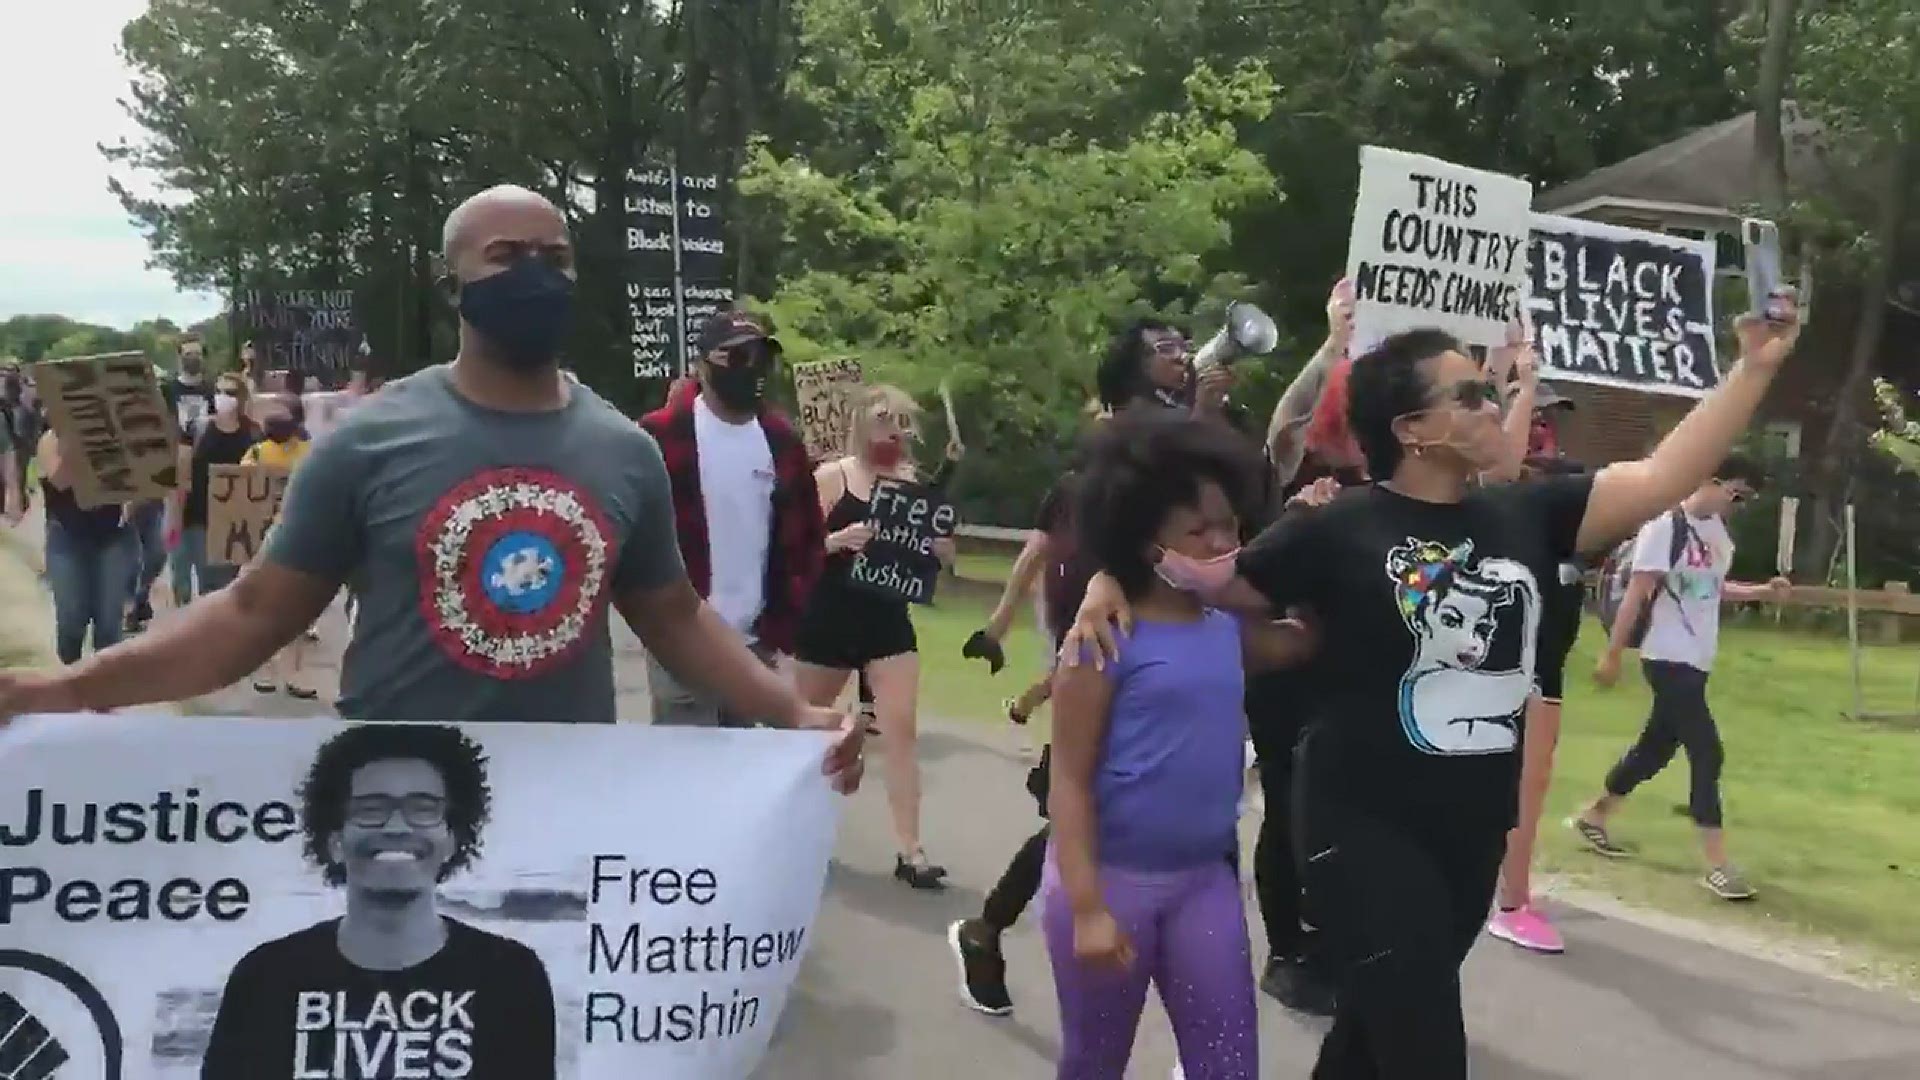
[1192,301,1279,374]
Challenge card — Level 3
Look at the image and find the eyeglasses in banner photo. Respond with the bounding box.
[1343,145,1535,350]
[0,715,840,1080]
[1526,214,1720,399]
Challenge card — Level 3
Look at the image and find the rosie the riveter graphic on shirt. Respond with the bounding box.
[200,725,556,1080]
[1384,538,1543,756]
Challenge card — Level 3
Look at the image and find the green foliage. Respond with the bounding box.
[0,315,189,369]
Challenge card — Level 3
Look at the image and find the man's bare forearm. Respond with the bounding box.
[68,566,320,709]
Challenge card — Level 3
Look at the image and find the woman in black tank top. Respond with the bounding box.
[35,430,139,664]
[792,385,951,889]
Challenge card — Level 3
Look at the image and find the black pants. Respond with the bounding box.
[1604,660,1724,827]
[1302,801,1505,1079]
[1247,671,1315,963]
[1253,743,1315,960]
[983,825,1050,931]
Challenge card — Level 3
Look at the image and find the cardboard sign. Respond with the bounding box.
[30,351,181,508]
[205,464,291,566]
[1527,214,1719,398]
[1345,146,1534,349]
[847,479,956,605]
[0,713,837,1079]
[791,359,865,462]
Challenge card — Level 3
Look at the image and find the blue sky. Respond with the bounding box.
[0,2,221,330]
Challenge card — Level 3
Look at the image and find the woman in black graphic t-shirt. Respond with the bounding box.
[1067,299,1801,1078]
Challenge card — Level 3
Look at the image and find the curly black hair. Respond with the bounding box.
[1075,411,1262,598]
[1095,317,1183,411]
[298,724,494,887]
[1347,328,1467,481]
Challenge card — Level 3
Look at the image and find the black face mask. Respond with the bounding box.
[457,255,576,371]
[707,353,768,413]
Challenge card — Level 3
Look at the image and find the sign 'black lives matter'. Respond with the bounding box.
[624,162,734,383]
[848,480,956,605]
[1344,146,1534,349]
[1527,214,1720,398]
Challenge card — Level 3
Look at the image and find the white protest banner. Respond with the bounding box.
[302,390,364,443]
[1345,146,1534,349]
[0,715,837,1079]
[1527,214,1720,398]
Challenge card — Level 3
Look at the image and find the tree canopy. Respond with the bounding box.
[81,0,1920,528]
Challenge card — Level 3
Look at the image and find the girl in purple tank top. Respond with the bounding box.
[1046,415,1313,1079]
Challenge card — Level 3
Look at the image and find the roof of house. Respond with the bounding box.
[1538,103,1838,215]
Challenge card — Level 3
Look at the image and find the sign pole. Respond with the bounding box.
[1845,502,1864,720]
[668,159,688,378]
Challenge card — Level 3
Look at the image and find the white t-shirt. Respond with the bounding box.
[1632,510,1733,671]
[693,395,775,637]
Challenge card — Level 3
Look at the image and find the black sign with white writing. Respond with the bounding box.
[236,289,363,379]
[623,162,734,383]
[848,480,957,605]
[1527,214,1720,397]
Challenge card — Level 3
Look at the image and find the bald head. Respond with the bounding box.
[441,185,574,283]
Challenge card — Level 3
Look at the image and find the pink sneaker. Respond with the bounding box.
[1487,905,1565,954]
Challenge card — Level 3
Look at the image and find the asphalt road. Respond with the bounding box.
[162,602,1920,1080]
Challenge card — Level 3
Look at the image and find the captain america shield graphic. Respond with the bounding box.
[415,467,615,679]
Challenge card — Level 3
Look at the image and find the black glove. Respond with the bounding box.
[962,629,1006,674]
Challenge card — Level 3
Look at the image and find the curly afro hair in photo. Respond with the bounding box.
[298,724,495,887]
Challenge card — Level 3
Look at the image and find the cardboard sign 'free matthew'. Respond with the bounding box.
[1344,146,1534,349]
[0,715,838,1079]
[29,352,181,508]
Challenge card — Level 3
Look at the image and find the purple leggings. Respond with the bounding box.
[1041,854,1257,1079]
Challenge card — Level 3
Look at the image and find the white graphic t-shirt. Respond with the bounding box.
[1632,510,1732,672]
[692,395,775,637]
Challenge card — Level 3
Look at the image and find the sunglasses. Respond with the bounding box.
[1434,379,1502,410]
[1150,337,1191,358]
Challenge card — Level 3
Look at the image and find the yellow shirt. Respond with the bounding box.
[242,437,311,470]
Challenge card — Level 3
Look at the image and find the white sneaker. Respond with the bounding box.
[1172,1063,1186,1080]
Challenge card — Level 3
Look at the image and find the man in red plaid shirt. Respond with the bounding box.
[640,311,826,726]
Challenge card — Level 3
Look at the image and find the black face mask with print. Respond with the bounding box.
[708,344,771,412]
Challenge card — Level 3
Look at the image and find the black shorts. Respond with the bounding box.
[792,586,918,670]
[1536,587,1585,703]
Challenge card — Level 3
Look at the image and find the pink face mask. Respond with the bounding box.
[1154,547,1242,597]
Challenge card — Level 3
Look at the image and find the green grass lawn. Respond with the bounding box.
[911,585,1920,986]
[1540,620,1920,985]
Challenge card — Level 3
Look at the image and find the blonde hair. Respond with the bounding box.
[846,383,922,448]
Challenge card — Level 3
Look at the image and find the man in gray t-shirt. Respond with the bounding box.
[268,362,677,724]
[0,184,862,792]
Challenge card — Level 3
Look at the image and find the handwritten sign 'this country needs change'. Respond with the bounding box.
[1345,146,1534,349]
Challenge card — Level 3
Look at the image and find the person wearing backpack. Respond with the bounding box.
[1573,455,1789,900]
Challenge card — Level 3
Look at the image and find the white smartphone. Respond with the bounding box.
[1742,218,1791,322]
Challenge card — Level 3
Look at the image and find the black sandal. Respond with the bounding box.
[285,685,319,701]
[894,851,949,890]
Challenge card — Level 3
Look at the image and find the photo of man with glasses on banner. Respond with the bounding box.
[200,724,557,1080]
